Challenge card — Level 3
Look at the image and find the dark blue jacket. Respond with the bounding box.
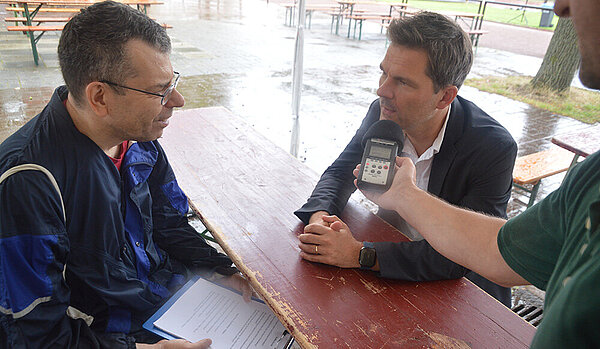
[0,87,233,348]
[295,97,517,307]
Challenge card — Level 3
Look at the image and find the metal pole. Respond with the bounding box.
[290,0,306,157]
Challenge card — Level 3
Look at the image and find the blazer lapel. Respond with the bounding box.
[427,98,464,196]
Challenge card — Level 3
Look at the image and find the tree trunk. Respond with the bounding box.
[531,17,580,93]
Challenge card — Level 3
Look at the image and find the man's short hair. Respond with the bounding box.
[387,12,473,92]
[58,1,171,105]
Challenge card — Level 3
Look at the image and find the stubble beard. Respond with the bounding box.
[579,58,600,90]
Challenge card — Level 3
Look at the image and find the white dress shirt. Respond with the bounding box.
[393,105,451,241]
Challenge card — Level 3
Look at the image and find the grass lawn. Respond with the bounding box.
[466,75,600,124]
[380,0,559,30]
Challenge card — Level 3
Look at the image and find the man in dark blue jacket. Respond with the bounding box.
[0,2,248,348]
[295,13,517,307]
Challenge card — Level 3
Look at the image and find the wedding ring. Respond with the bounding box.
[315,245,318,254]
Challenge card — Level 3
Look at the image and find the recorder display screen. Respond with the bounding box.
[369,144,392,159]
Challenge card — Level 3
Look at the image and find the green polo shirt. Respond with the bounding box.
[498,150,600,348]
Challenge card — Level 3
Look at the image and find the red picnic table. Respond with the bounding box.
[551,124,600,163]
[160,106,537,348]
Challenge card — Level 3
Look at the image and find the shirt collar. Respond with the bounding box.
[431,104,451,154]
[403,105,451,162]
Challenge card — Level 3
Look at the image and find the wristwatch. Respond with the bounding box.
[359,241,376,269]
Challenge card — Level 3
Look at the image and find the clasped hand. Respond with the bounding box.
[298,156,417,268]
[298,214,363,268]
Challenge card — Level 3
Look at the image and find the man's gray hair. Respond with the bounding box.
[58,1,171,105]
[387,11,473,92]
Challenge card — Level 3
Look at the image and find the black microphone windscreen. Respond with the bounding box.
[361,120,404,149]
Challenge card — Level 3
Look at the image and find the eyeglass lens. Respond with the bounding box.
[161,74,180,105]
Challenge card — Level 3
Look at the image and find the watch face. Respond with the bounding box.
[359,247,376,268]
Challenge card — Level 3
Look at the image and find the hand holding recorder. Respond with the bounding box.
[356,120,404,192]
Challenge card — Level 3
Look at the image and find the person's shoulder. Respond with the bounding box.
[0,87,73,173]
[455,96,504,128]
[454,95,515,147]
[133,140,169,169]
[562,150,600,191]
[364,98,381,120]
[0,116,43,172]
[353,98,382,135]
[581,149,600,167]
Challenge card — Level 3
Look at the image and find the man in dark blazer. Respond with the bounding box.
[294,13,517,307]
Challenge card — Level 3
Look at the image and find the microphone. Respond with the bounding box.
[357,120,404,192]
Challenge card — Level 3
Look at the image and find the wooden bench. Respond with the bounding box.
[7,23,171,31]
[465,29,488,50]
[7,22,172,66]
[347,13,392,40]
[5,6,82,13]
[512,147,574,207]
[282,4,338,28]
[6,25,63,65]
[5,16,161,24]
[328,8,367,35]
[379,9,486,48]
[347,4,391,38]
[7,24,64,31]
[5,16,73,23]
[305,5,340,29]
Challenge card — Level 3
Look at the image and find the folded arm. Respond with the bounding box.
[294,101,380,223]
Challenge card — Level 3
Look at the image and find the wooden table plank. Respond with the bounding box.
[551,124,600,158]
[160,107,536,348]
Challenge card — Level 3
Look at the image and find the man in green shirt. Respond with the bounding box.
[343,0,600,346]
[498,151,599,347]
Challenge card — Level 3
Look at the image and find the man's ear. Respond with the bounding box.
[85,82,109,117]
[436,85,458,110]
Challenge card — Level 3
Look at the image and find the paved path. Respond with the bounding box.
[479,21,552,58]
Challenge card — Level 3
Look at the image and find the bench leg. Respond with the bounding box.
[527,181,541,208]
[513,180,541,208]
[137,4,148,15]
[474,34,481,53]
[200,228,217,243]
[287,7,296,27]
[29,33,39,66]
[285,7,289,26]
[358,20,363,40]
[187,206,216,242]
[347,17,352,38]
[562,154,580,182]
[22,3,39,66]
[330,15,335,33]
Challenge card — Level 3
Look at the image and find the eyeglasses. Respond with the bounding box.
[100,71,180,106]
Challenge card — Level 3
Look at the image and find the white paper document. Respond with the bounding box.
[153,277,289,348]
